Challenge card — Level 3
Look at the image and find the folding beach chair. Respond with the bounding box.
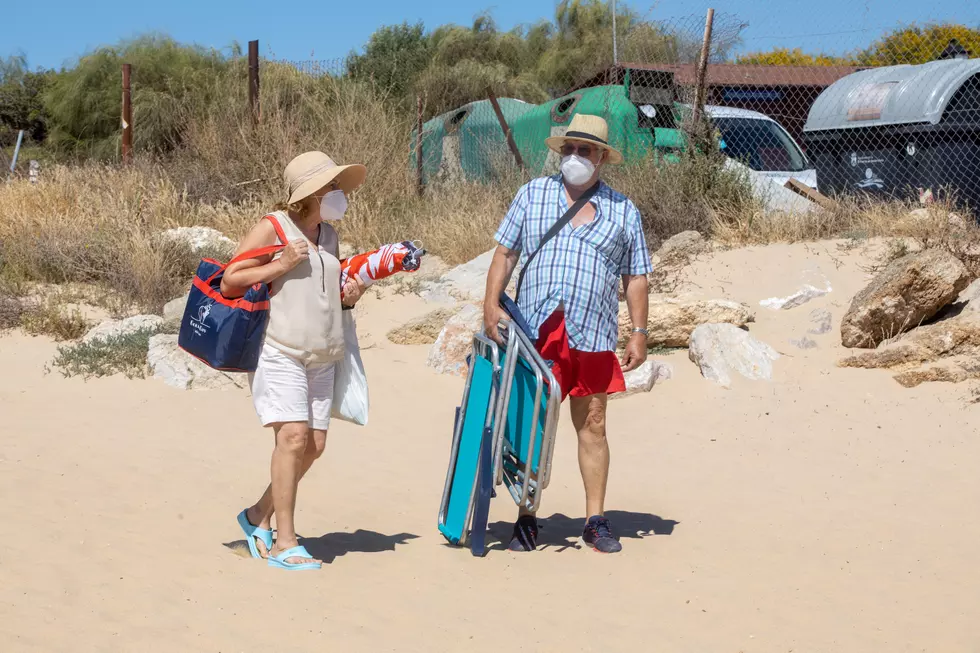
[437,297,561,556]
[437,332,506,557]
[492,298,561,514]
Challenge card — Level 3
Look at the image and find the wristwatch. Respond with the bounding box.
[632,327,649,336]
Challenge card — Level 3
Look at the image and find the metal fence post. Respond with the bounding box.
[691,8,715,129]
[612,0,618,65]
[416,95,424,197]
[9,130,24,173]
[487,87,526,176]
[249,40,260,125]
[122,64,133,164]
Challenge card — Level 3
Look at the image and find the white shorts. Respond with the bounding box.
[248,343,337,431]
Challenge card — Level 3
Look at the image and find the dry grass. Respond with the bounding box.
[19,295,91,341]
[0,73,522,310]
[606,147,759,248]
[2,64,978,310]
[712,191,980,272]
[0,296,24,330]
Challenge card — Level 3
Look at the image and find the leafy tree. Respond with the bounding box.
[346,22,432,98]
[0,55,54,145]
[43,34,229,159]
[736,47,853,66]
[736,23,980,68]
[857,23,980,65]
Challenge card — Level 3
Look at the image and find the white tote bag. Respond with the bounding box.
[331,309,369,426]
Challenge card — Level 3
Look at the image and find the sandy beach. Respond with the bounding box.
[2,240,978,652]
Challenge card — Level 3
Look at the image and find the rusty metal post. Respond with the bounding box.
[487,87,526,175]
[248,40,260,125]
[415,96,425,197]
[691,8,715,128]
[121,63,133,163]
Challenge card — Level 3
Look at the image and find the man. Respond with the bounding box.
[483,113,653,554]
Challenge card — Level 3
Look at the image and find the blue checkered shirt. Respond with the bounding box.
[494,174,653,353]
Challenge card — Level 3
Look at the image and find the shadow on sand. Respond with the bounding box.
[486,510,679,552]
[225,529,419,564]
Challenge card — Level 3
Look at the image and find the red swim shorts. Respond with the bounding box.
[535,311,626,402]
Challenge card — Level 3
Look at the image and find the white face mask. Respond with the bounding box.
[560,154,596,186]
[319,189,348,221]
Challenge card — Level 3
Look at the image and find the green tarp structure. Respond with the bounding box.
[413,83,687,184]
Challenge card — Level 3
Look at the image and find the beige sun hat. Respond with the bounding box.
[544,113,623,165]
[283,151,367,205]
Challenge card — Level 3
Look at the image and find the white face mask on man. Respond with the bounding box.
[319,189,348,221]
[560,154,596,186]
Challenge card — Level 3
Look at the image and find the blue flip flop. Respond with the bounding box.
[267,545,322,571]
[237,509,274,559]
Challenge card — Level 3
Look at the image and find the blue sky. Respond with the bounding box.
[6,0,979,71]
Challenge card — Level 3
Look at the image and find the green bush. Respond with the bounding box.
[43,34,231,158]
[50,327,164,379]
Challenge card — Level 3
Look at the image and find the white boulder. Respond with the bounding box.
[689,323,781,388]
[426,304,485,375]
[614,360,673,400]
[161,226,235,256]
[147,334,248,390]
[760,282,831,311]
[82,315,164,344]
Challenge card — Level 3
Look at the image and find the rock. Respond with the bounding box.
[904,208,967,230]
[163,294,189,328]
[160,226,235,257]
[387,308,457,345]
[147,334,248,390]
[957,278,980,311]
[906,208,931,223]
[841,249,971,349]
[892,358,980,388]
[426,303,484,375]
[652,231,707,265]
[618,297,755,348]
[760,283,831,311]
[421,249,521,304]
[688,323,781,388]
[808,309,833,335]
[82,314,164,344]
[838,312,980,371]
[790,336,818,350]
[614,360,673,399]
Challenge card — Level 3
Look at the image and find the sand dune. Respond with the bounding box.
[1,240,978,652]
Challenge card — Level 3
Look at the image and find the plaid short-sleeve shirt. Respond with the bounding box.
[494,174,653,353]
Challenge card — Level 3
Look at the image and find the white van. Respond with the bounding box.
[701,105,817,189]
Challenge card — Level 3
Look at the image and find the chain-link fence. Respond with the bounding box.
[264,6,980,215]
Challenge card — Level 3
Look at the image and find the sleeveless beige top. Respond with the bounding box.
[263,211,345,364]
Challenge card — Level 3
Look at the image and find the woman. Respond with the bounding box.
[221,151,367,571]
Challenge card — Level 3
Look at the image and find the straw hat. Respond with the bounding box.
[545,114,623,165]
[283,151,367,205]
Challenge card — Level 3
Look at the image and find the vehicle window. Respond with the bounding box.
[712,117,807,172]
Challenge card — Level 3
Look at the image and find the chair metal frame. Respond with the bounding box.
[437,315,562,553]
[491,320,561,514]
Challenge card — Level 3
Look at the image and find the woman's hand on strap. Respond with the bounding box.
[220,219,284,297]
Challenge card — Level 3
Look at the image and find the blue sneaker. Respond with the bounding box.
[507,515,539,552]
[582,515,622,553]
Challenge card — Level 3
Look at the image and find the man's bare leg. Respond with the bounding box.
[570,394,609,518]
[570,393,621,552]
